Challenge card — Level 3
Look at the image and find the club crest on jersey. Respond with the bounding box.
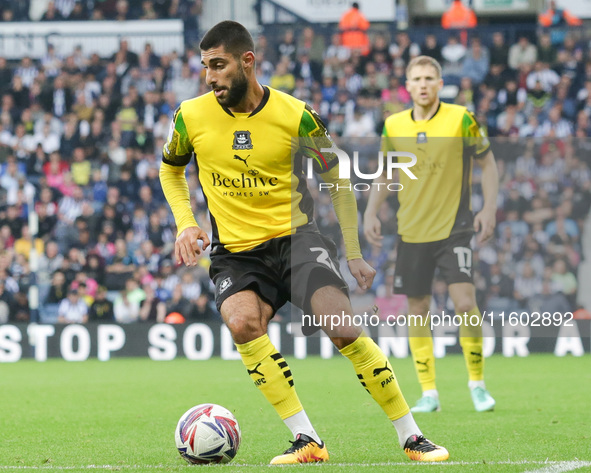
[233,131,253,150]
[416,132,427,144]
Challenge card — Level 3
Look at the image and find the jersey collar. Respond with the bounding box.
[221,85,270,118]
[411,101,441,122]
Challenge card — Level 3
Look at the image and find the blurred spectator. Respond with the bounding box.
[538,105,573,138]
[461,37,489,85]
[113,288,140,323]
[508,36,537,70]
[338,2,370,56]
[526,61,560,92]
[171,63,199,103]
[276,29,297,67]
[441,35,467,81]
[14,57,38,89]
[441,0,477,29]
[297,26,325,66]
[389,32,420,67]
[11,291,30,322]
[528,279,570,313]
[270,59,295,94]
[537,33,557,65]
[57,288,88,323]
[166,283,192,316]
[343,105,377,137]
[489,32,509,67]
[139,283,166,321]
[41,1,65,21]
[421,34,442,63]
[538,0,582,28]
[88,285,115,322]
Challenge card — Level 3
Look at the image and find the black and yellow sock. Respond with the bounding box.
[236,334,303,420]
[340,336,409,420]
[460,307,484,381]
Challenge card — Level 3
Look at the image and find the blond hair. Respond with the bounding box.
[406,56,442,78]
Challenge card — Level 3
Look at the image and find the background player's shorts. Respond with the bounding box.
[209,232,348,315]
[394,231,474,298]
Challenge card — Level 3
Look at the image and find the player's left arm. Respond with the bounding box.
[474,150,498,244]
[465,110,499,244]
[298,104,376,290]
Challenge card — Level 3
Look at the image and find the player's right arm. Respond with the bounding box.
[363,126,395,247]
[160,107,210,266]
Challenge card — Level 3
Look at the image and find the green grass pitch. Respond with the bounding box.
[1,354,590,472]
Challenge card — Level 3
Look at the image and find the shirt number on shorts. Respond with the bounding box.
[310,247,339,275]
[453,247,472,276]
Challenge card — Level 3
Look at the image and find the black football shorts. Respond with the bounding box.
[209,231,348,315]
[394,231,474,298]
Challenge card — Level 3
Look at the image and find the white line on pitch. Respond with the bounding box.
[0,460,589,469]
[524,461,591,473]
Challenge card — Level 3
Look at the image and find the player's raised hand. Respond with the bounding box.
[348,258,377,291]
[474,207,496,244]
[363,213,383,247]
[175,226,210,266]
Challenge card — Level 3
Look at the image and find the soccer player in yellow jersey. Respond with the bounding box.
[160,21,448,464]
[364,56,499,413]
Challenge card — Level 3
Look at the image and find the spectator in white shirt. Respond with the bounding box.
[343,105,377,138]
[508,36,537,70]
[526,61,560,92]
[114,290,141,323]
[58,289,89,324]
[539,105,573,138]
[441,35,467,79]
[34,123,61,154]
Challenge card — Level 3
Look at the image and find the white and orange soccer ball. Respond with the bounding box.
[175,404,241,464]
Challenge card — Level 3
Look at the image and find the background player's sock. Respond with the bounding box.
[339,336,410,420]
[236,334,303,421]
[392,412,422,448]
[468,380,486,390]
[283,410,321,443]
[408,336,437,391]
[459,308,485,381]
[422,389,439,399]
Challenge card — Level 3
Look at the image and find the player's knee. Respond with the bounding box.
[225,314,265,342]
[330,335,360,350]
[454,299,476,315]
[408,299,430,317]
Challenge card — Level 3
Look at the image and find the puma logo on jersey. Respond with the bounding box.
[247,363,264,377]
[373,363,392,377]
[234,154,250,167]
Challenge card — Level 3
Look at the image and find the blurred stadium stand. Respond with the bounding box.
[0,0,589,325]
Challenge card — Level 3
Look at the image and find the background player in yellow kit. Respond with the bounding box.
[364,56,499,413]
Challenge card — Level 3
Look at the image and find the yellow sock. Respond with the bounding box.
[408,336,437,392]
[235,334,303,420]
[340,336,409,420]
[460,307,484,381]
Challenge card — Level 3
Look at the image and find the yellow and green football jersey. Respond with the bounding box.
[162,86,359,257]
[382,102,490,243]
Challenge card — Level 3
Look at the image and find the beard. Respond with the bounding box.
[215,67,248,108]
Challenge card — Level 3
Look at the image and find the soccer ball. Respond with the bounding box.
[175,403,241,464]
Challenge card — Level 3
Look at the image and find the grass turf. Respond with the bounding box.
[0,354,590,472]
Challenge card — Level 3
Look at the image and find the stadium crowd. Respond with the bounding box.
[0,1,589,324]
